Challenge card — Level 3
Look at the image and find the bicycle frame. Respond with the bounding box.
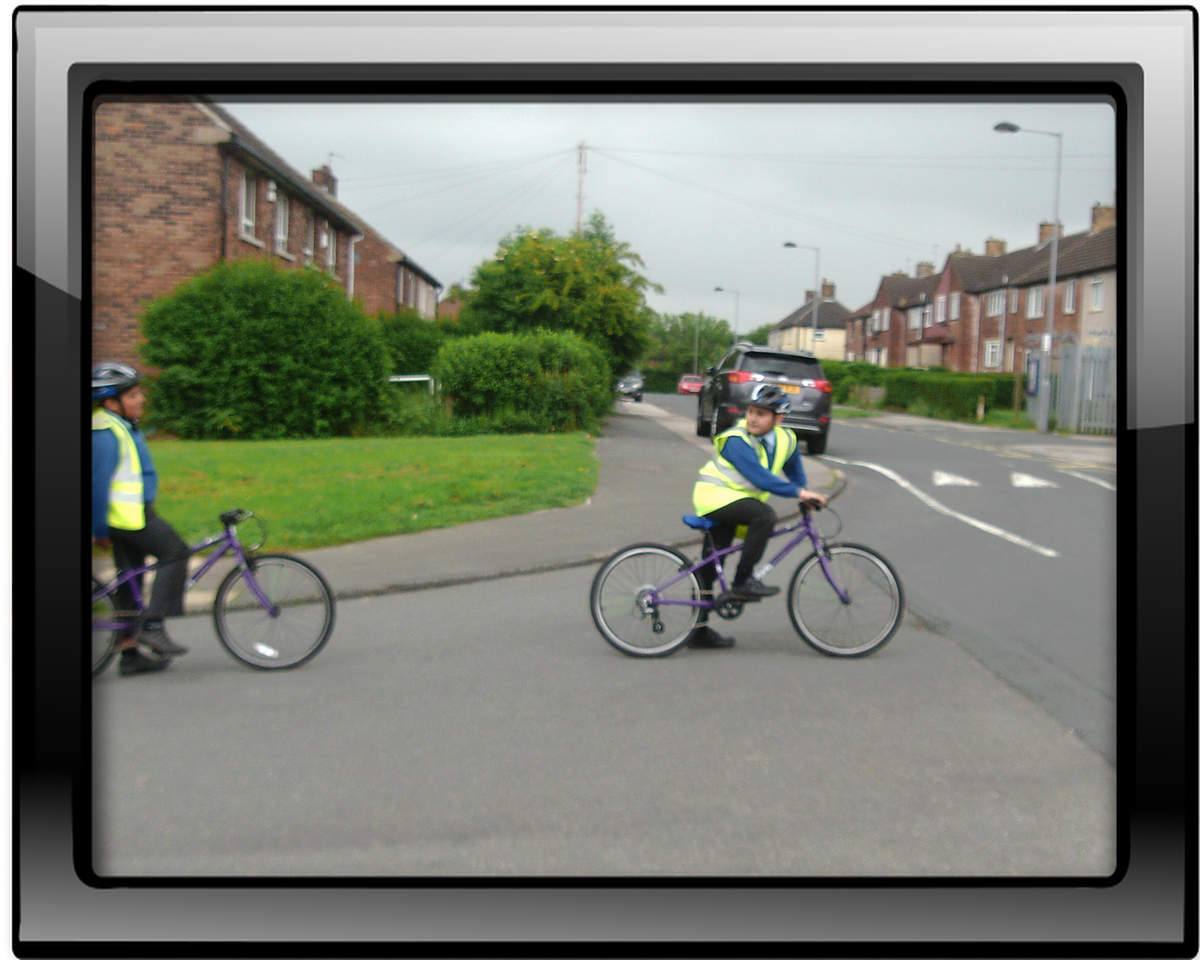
[92,520,279,628]
[653,509,851,610]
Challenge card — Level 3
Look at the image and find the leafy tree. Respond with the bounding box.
[458,210,658,376]
[140,259,392,439]
[742,322,776,346]
[377,308,452,375]
[642,311,734,377]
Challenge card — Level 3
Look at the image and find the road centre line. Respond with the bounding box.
[1058,469,1117,492]
[823,456,1059,558]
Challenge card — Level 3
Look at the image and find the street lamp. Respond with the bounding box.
[714,286,740,338]
[994,121,1062,434]
[783,241,820,354]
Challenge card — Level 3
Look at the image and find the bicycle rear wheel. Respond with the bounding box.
[787,543,903,657]
[213,554,335,669]
[91,576,120,677]
[590,544,701,657]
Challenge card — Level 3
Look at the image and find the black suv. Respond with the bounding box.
[697,343,832,454]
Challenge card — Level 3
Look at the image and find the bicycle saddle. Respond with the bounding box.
[682,514,718,531]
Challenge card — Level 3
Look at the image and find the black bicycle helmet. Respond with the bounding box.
[747,383,791,414]
[92,362,139,400]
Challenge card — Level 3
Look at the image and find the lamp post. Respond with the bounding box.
[994,121,1062,434]
[783,241,820,354]
[714,286,740,339]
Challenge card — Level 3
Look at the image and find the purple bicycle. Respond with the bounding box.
[91,509,335,676]
[589,504,903,658]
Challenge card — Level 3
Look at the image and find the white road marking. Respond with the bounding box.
[824,456,1059,558]
[1058,469,1117,492]
[933,470,979,486]
[1012,472,1059,488]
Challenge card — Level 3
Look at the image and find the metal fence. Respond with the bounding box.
[1050,344,1117,435]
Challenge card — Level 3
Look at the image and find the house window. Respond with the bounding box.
[274,195,290,255]
[1027,286,1045,318]
[1091,276,1104,311]
[984,339,1002,369]
[304,215,315,260]
[813,329,825,341]
[239,172,257,239]
[908,307,922,330]
[878,347,888,367]
[871,310,881,333]
[985,291,1004,317]
[935,296,946,323]
[948,292,961,320]
[1008,288,1018,314]
[881,309,890,332]
[1063,279,1076,314]
[923,305,933,329]
[326,228,337,270]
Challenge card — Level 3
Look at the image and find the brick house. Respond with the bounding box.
[844,267,941,368]
[768,280,852,361]
[92,96,441,370]
[844,204,1117,373]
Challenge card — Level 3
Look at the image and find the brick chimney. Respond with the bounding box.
[805,289,815,303]
[821,280,836,299]
[1091,203,1116,232]
[915,262,934,278]
[1038,221,1063,243]
[985,237,1007,257]
[312,165,337,197]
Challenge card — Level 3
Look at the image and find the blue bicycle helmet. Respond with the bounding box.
[747,383,791,414]
[92,362,139,400]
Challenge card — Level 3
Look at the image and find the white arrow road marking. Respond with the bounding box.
[933,470,979,486]
[1012,472,1060,488]
[824,457,1059,558]
[1058,469,1117,492]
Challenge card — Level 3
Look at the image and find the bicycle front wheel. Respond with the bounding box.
[214,554,335,669]
[590,543,701,657]
[92,576,119,677]
[787,543,904,657]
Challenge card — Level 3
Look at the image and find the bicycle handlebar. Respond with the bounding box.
[220,508,253,527]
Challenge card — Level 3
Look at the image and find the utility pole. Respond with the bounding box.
[577,141,587,233]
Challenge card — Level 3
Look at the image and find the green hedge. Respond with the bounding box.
[140,259,394,439]
[432,330,613,433]
[642,370,682,393]
[823,360,1021,417]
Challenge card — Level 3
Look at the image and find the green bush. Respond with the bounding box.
[642,370,682,393]
[376,308,453,375]
[140,259,394,439]
[432,330,613,433]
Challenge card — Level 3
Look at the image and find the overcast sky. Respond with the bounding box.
[216,97,1116,336]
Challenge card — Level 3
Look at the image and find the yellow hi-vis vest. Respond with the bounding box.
[92,407,146,531]
[693,422,798,515]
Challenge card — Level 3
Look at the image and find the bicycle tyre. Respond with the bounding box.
[1,585,11,667]
[213,554,335,669]
[786,543,904,657]
[92,576,120,677]
[590,543,701,657]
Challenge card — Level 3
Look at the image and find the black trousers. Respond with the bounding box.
[110,504,189,626]
[696,498,777,622]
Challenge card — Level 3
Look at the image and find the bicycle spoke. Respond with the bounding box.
[787,545,903,657]
[591,545,700,657]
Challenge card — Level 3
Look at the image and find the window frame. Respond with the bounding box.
[1026,286,1046,319]
[983,339,1002,369]
[1091,276,1104,311]
[239,171,261,244]
[274,194,291,257]
[985,290,1004,317]
[948,291,961,320]
[1063,279,1076,314]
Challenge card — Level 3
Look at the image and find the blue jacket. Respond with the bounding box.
[92,415,158,540]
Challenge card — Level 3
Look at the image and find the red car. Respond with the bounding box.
[677,374,704,395]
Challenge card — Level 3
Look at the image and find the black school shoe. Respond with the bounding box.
[119,648,172,676]
[136,624,189,657]
[731,579,780,600]
[686,626,736,649]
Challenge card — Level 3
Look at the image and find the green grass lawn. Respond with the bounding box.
[146,432,599,551]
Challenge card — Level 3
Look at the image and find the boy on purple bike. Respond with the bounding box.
[92,362,190,675]
[689,383,827,650]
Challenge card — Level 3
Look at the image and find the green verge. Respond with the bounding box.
[147,432,599,551]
